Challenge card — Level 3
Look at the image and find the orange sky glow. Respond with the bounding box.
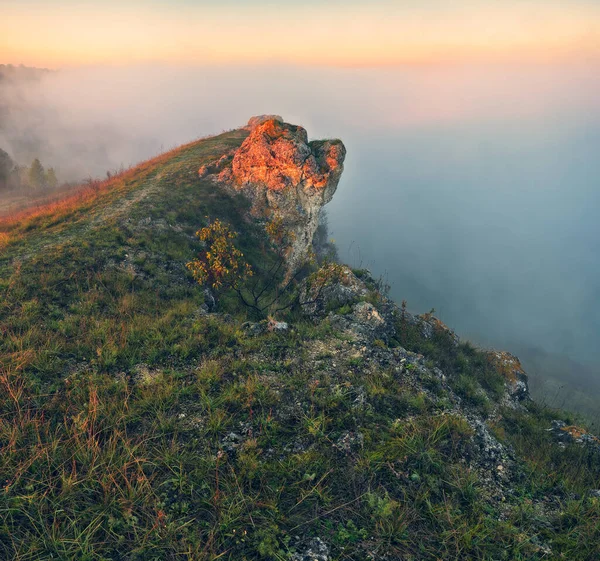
[2,1,600,67]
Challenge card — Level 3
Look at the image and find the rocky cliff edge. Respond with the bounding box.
[199,116,346,273]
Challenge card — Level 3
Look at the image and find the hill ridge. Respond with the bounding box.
[1,118,599,561]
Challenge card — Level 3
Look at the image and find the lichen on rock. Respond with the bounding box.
[548,420,600,451]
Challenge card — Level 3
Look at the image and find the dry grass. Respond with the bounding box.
[0,137,211,244]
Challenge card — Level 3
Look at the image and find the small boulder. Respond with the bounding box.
[290,537,330,561]
[300,265,367,318]
[548,420,600,451]
[487,351,530,402]
[268,319,289,333]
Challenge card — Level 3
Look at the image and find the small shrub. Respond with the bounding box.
[186,218,253,291]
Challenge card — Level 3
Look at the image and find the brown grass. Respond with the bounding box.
[0,138,205,238]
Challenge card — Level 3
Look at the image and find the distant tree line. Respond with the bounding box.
[0,149,59,193]
[0,64,52,84]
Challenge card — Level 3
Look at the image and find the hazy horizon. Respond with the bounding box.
[3,0,600,67]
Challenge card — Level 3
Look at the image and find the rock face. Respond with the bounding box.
[229,118,345,192]
[206,117,346,273]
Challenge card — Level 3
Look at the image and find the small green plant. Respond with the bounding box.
[337,303,353,315]
[334,520,368,545]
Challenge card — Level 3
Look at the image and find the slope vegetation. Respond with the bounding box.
[0,123,599,561]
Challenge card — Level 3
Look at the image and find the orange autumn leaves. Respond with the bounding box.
[186,218,253,291]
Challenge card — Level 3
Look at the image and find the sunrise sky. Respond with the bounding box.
[2,0,600,68]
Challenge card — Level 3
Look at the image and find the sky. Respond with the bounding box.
[2,0,600,67]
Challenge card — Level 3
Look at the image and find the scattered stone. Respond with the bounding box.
[290,537,331,561]
[132,363,162,385]
[221,432,244,454]
[334,431,364,454]
[548,420,600,451]
[199,288,216,314]
[242,320,268,336]
[467,416,514,477]
[267,319,289,333]
[352,386,367,409]
[242,318,290,335]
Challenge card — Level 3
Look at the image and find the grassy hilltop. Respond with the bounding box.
[1,126,599,560]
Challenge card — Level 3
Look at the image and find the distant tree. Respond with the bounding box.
[45,167,58,189]
[28,158,46,189]
[9,166,23,191]
[17,165,30,189]
[0,149,13,190]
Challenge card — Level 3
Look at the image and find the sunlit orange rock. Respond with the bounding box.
[229,118,345,192]
[208,116,346,273]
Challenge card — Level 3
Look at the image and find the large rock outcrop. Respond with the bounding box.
[201,117,346,273]
[229,118,345,192]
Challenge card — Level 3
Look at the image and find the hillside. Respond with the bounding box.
[1,118,599,561]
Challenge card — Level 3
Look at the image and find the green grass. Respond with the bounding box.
[1,130,599,560]
[1,347,575,561]
[395,315,507,410]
